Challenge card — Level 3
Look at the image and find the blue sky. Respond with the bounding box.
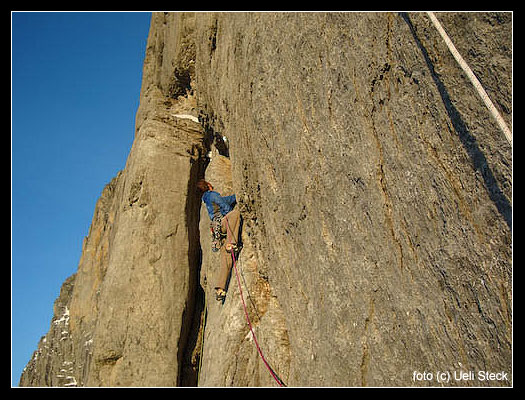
[12,11,151,386]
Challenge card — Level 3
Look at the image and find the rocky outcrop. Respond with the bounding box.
[19,274,77,387]
[20,12,511,387]
[20,12,208,386]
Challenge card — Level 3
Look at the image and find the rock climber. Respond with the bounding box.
[197,179,241,302]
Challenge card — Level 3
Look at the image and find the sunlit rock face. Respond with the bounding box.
[20,12,511,387]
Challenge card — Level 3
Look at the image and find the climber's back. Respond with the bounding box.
[197,179,237,220]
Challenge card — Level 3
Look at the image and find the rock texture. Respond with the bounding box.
[20,12,512,387]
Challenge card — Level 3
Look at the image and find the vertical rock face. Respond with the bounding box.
[193,12,512,387]
[20,12,511,387]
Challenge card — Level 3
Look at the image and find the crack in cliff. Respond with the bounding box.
[365,60,406,271]
[177,119,233,386]
[177,134,209,387]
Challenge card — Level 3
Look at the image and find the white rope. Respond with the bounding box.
[426,12,512,145]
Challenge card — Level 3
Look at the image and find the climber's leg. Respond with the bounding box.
[215,245,233,296]
[215,207,241,301]
[222,207,240,250]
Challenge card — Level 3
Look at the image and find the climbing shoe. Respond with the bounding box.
[215,288,226,302]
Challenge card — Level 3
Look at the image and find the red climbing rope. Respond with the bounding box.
[225,215,286,387]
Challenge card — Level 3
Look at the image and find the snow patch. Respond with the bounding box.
[172,114,200,124]
[64,376,78,387]
[53,306,70,325]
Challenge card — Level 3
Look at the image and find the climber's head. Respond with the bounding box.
[197,179,213,193]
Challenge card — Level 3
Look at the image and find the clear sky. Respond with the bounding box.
[12,11,152,386]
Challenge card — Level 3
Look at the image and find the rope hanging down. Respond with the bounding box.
[225,215,287,387]
[426,12,512,145]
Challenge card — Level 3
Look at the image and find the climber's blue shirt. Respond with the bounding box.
[202,190,237,219]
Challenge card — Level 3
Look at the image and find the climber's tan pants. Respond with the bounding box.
[216,207,241,290]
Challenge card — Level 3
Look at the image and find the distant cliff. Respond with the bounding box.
[20,12,512,387]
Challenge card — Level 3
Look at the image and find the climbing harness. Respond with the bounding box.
[225,215,287,387]
[210,214,225,252]
[426,12,512,145]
